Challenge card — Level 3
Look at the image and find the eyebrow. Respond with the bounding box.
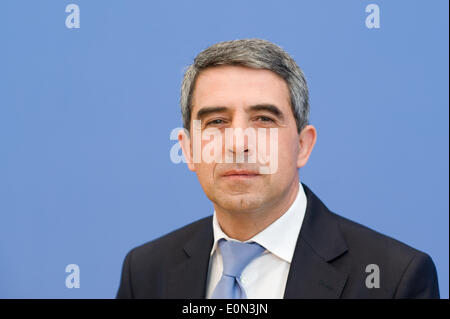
[194,104,285,120]
[195,106,228,120]
[248,104,284,120]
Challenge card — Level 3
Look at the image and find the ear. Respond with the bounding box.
[178,129,196,171]
[297,125,317,168]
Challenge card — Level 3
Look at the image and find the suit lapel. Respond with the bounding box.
[165,217,214,298]
[284,183,349,298]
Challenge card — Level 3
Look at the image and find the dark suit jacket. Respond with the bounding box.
[116,183,440,298]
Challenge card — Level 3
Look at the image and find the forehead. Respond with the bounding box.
[191,65,291,114]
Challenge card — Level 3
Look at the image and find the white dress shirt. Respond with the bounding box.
[205,182,307,299]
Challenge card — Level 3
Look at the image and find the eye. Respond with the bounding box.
[205,119,226,126]
[256,116,275,123]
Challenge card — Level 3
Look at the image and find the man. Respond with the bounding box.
[116,39,439,298]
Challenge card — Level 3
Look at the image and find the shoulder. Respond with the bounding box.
[301,183,439,297]
[125,215,212,267]
[329,211,439,298]
[303,182,429,264]
[116,216,213,298]
[333,211,422,261]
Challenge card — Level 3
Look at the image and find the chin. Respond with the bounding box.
[216,194,263,213]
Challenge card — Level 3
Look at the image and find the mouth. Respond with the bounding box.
[221,170,261,180]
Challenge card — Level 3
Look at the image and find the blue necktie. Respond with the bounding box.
[211,239,265,299]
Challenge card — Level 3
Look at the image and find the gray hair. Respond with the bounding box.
[180,39,309,133]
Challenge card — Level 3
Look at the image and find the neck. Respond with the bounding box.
[215,180,300,241]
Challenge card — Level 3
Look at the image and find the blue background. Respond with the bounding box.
[0,0,448,298]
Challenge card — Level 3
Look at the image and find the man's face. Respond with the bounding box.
[180,65,312,214]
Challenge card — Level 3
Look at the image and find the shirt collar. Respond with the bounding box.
[210,182,307,263]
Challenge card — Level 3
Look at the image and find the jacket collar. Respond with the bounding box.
[165,216,213,298]
[283,183,349,298]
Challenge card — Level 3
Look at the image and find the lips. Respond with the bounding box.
[222,170,260,177]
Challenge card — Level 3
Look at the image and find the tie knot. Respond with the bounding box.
[218,239,265,278]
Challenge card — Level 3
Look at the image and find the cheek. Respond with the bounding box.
[277,134,300,167]
[195,163,216,186]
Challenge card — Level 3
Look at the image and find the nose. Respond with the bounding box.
[225,114,254,162]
